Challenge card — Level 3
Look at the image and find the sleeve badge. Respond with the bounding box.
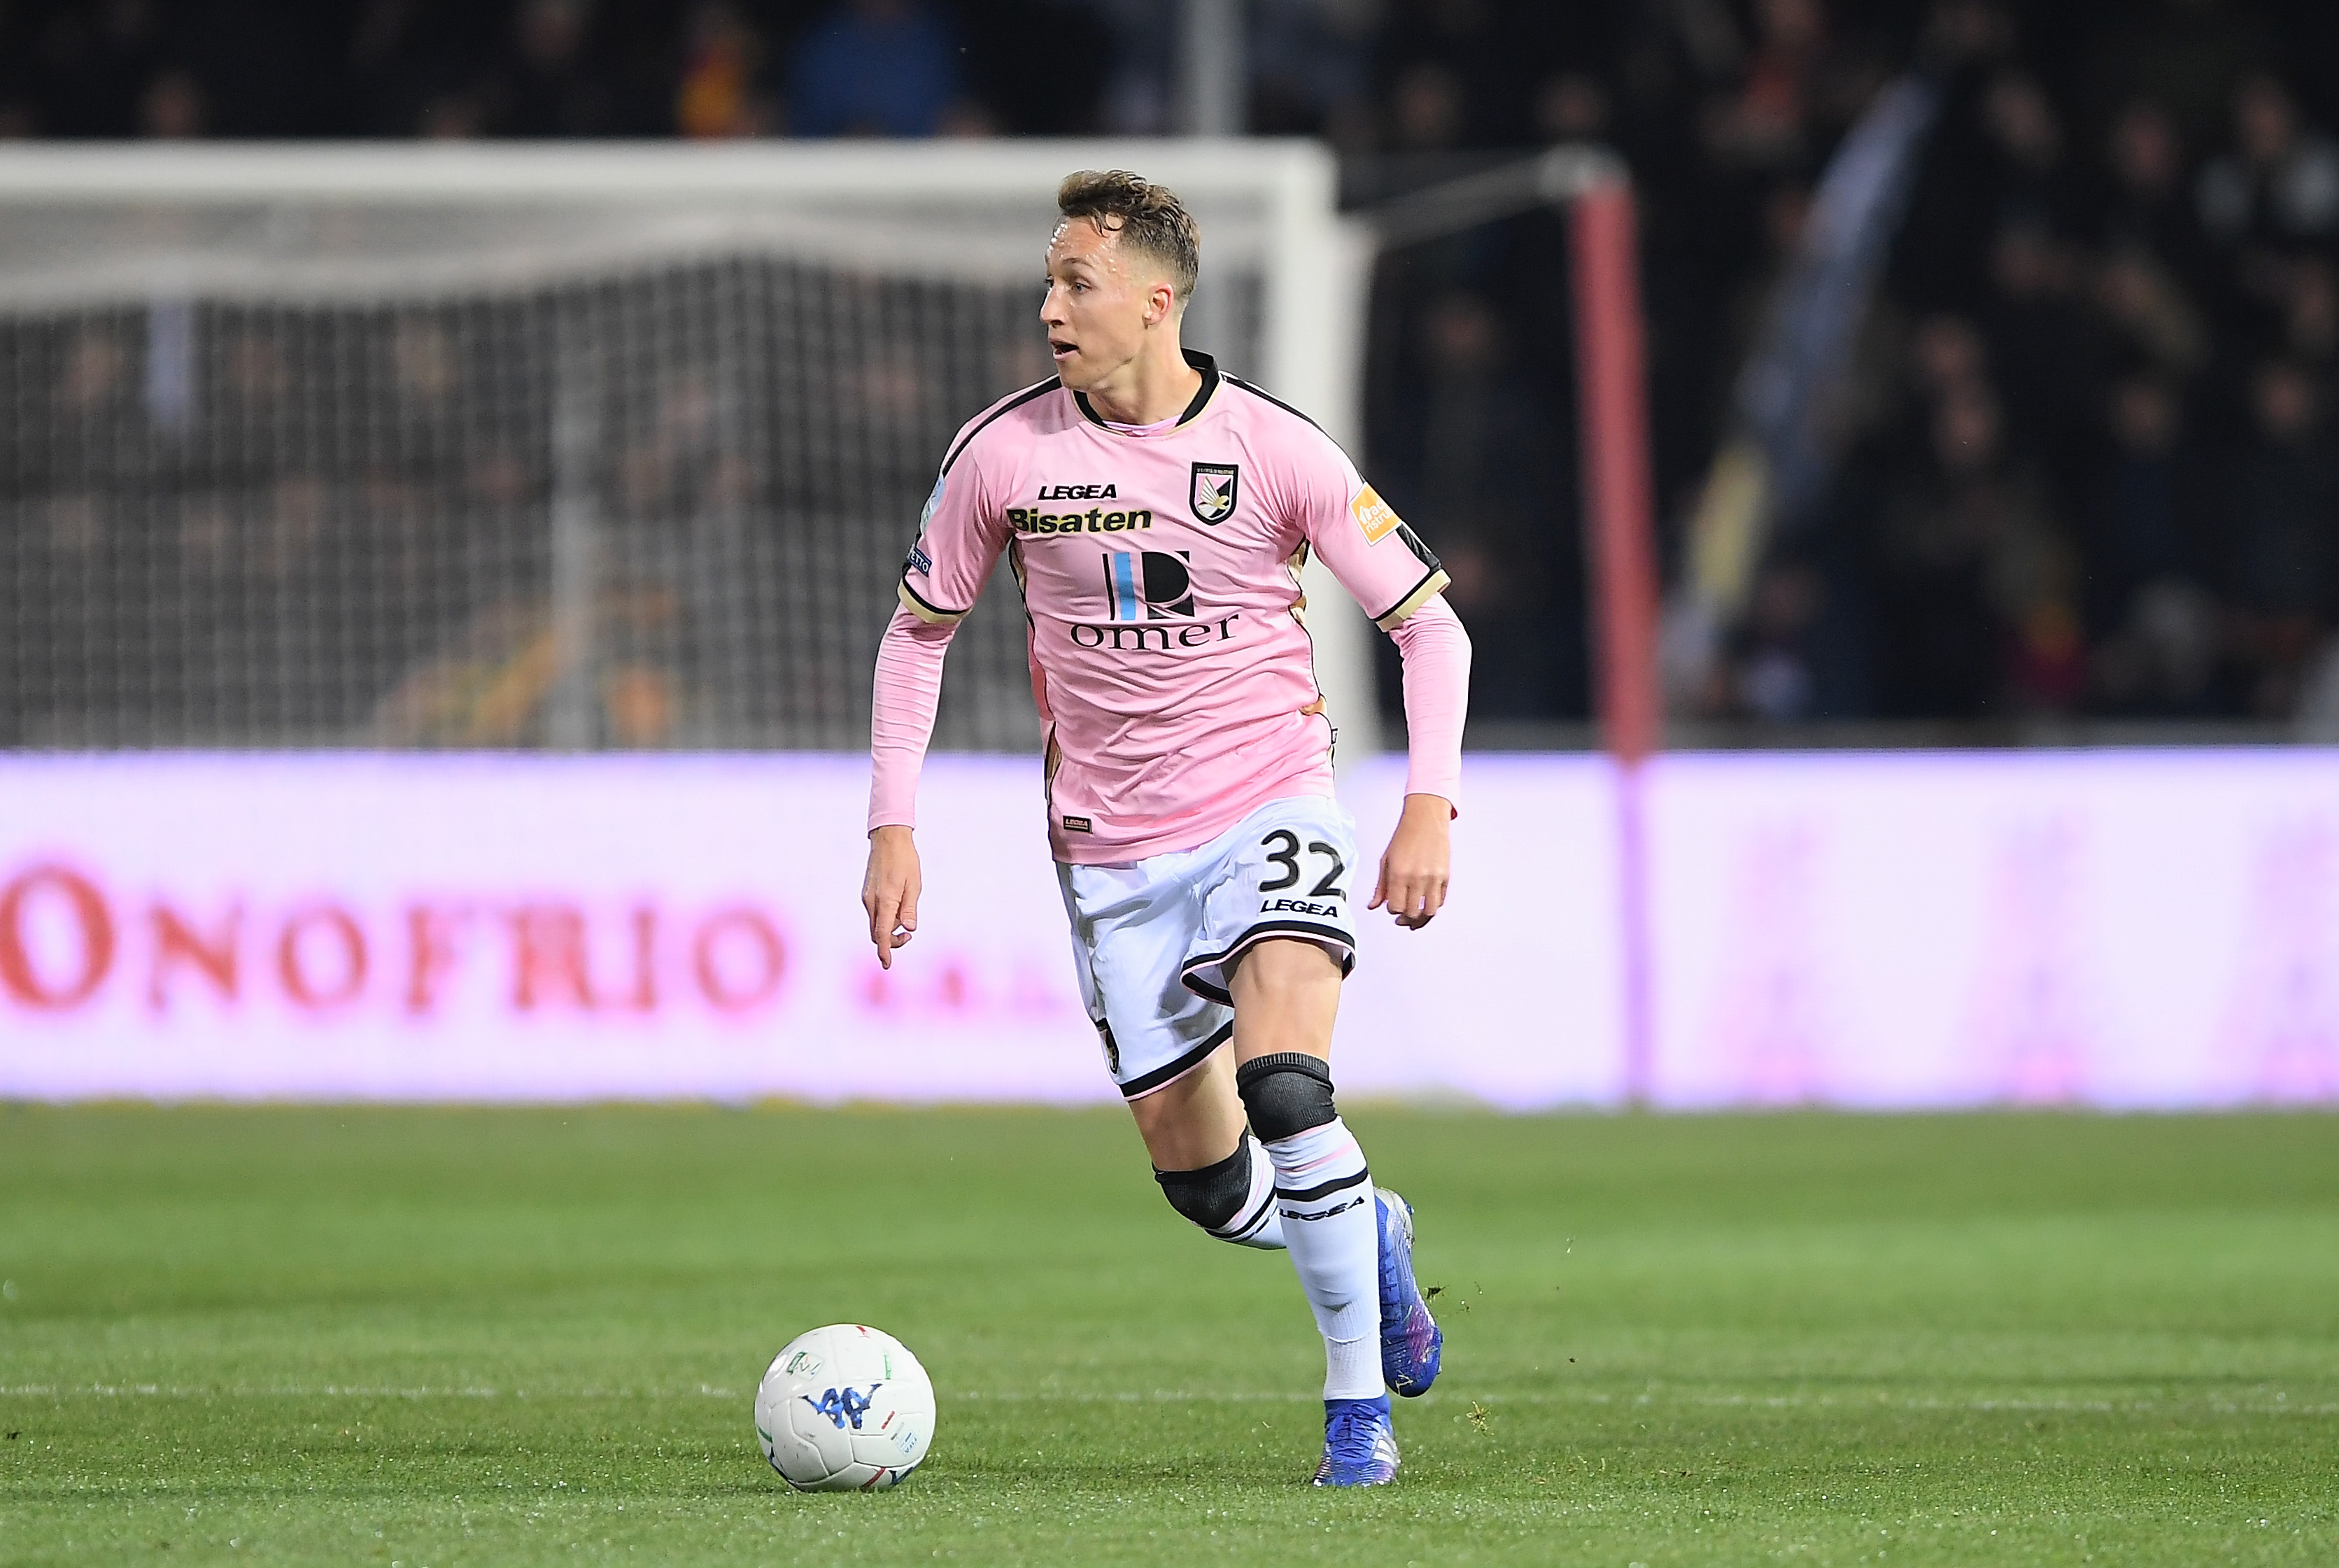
[1351,484,1403,544]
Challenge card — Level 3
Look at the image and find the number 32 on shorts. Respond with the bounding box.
[1258,828,1347,913]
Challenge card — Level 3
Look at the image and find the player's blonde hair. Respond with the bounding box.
[1056,169,1201,304]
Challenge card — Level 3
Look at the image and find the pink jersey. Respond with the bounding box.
[875,351,1462,865]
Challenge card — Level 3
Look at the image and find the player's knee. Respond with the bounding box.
[1234,1052,1336,1143]
[1154,1143,1250,1231]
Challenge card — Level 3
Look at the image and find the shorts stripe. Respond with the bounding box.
[1119,1019,1234,1100]
[1180,919,1357,1003]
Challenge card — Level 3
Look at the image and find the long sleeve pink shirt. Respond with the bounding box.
[870,352,1472,865]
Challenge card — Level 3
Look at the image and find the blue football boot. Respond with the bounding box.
[1375,1187,1443,1397]
[1312,1394,1399,1486]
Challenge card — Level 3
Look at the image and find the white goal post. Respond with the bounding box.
[0,140,1378,756]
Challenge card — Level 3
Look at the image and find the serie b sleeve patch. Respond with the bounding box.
[1352,484,1404,544]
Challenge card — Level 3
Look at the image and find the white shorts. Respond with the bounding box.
[1056,795,1360,1101]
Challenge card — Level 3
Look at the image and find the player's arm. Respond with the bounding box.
[1371,597,1469,927]
[863,458,1007,968]
[1300,461,1471,929]
[863,618,944,969]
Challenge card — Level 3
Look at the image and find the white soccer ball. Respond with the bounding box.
[754,1324,935,1492]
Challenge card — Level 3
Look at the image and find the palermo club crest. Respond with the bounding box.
[1189,462,1239,524]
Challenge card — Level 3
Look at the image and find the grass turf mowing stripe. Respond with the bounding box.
[0,1104,2334,1566]
[10,1387,2339,1415]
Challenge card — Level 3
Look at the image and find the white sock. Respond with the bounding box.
[1264,1116,1385,1400]
[1209,1133,1286,1250]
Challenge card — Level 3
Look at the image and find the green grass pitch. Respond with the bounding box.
[1,1105,2335,1566]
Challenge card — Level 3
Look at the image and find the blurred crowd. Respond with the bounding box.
[1345,0,2339,731]
[0,0,1103,139]
[1708,0,2339,731]
[5,0,2339,732]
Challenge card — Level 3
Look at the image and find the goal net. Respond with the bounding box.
[0,142,1371,753]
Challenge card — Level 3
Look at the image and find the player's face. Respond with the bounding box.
[1040,220,1167,391]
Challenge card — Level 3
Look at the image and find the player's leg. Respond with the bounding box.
[1126,1051,1285,1250]
[1190,798,1441,1399]
[1225,936,1400,1485]
[1226,941,1379,1398]
[1186,797,1443,1483]
[1228,940,1376,1394]
[1236,954,1444,1400]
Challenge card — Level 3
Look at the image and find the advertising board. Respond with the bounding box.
[4,750,2333,1108]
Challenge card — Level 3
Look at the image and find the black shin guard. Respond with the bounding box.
[1154,1143,1252,1232]
[1234,1052,1337,1143]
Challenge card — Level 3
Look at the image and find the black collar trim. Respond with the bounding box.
[1073,349,1220,432]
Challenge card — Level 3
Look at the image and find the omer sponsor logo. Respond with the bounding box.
[1105,550,1194,620]
[1009,506,1152,537]
[1068,616,1242,651]
[1067,549,1243,651]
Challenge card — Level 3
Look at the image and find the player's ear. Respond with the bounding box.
[1146,279,1177,328]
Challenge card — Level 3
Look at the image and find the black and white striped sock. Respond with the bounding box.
[1208,1133,1286,1250]
[1264,1116,1384,1399]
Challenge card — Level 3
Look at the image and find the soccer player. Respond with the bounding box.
[861,170,1471,1486]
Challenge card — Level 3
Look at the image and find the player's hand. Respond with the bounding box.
[862,825,922,969]
[1370,793,1453,930]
